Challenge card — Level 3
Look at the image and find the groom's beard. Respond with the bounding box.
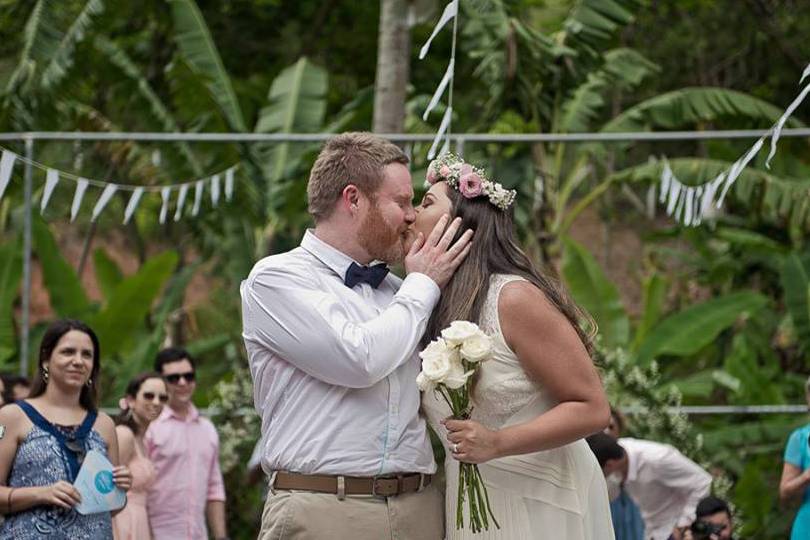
[358,203,405,264]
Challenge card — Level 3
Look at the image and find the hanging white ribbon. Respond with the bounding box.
[716,136,765,208]
[427,107,452,160]
[766,63,810,169]
[423,59,455,121]
[123,188,144,225]
[210,174,221,206]
[91,184,118,222]
[70,178,89,222]
[0,150,16,202]
[419,0,458,59]
[41,169,60,214]
[174,184,190,221]
[159,187,171,224]
[224,168,235,201]
[192,180,204,216]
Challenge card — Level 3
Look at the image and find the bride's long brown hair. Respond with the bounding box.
[421,185,594,354]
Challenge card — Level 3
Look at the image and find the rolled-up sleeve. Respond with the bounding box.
[241,264,439,388]
[206,427,226,502]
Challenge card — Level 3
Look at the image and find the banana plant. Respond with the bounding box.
[0,235,22,364]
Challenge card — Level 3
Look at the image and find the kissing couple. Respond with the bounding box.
[241,132,616,539]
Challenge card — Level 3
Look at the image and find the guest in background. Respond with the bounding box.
[0,319,132,539]
[601,407,644,540]
[588,432,712,540]
[145,347,227,540]
[683,496,734,540]
[10,375,31,401]
[779,375,810,540]
[113,372,168,540]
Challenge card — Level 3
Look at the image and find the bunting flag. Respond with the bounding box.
[159,187,171,224]
[419,0,458,60]
[123,188,144,225]
[0,143,238,224]
[174,183,190,221]
[210,174,221,206]
[91,184,118,222]
[420,0,460,159]
[0,150,15,202]
[70,178,89,222]
[657,63,810,227]
[41,169,60,214]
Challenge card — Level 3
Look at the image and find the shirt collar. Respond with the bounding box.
[621,439,640,483]
[161,403,200,422]
[300,229,361,279]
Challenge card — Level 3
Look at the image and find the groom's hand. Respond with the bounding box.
[404,215,473,289]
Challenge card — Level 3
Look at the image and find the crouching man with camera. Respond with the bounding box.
[682,496,734,540]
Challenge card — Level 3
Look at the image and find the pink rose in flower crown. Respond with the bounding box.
[426,167,439,185]
[439,165,451,178]
[459,171,483,198]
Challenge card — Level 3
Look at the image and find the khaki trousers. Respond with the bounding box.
[258,482,444,540]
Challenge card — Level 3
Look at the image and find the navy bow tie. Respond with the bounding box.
[344,262,389,289]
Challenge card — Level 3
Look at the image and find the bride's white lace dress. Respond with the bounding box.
[422,274,615,539]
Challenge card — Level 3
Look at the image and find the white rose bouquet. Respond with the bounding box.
[417,320,499,532]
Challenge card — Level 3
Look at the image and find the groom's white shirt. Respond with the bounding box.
[241,230,439,476]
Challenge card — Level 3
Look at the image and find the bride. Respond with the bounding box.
[409,154,615,539]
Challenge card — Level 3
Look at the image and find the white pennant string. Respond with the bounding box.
[423,59,455,121]
[91,184,117,222]
[192,180,204,216]
[159,187,171,224]
[225,168,234,201]
[716,136,765,208]
[419,0,458,59]
[0,150,16,202]
[666,180,682,216]
[123,188,144,225]
[427,107,452,159]
[673,187,686,221]
[174,184,190,221]
[692,185,704,225]
[41,169,60,214]
[70,178,89,222]
[766,63,810,169]
[683,187,695,226]
[210,174,221,206]
[659,161,672,203]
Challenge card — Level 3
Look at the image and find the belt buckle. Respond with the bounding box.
[372,475,401,498]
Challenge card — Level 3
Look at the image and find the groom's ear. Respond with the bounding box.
[341,184,361,212]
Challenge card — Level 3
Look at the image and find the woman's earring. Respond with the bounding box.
[42,367,49,383]
[86,378,92,387]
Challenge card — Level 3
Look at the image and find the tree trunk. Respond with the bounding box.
[373,0,411,134]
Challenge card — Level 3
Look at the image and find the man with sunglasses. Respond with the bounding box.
[145,348,228,540]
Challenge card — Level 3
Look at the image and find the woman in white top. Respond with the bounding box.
[409,155,614,539]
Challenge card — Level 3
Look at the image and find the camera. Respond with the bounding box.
[690,519,726,540]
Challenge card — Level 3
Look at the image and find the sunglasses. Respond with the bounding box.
[165,371,196,385]
[65,438,87,466]
[141,391,169,403]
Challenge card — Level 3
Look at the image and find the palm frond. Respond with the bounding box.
[602,88,805,132]
[560,0,640,54]
[169,0,247,132]
[5,0,61,93]
[40,0,104,90]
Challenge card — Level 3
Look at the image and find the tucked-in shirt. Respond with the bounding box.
[145,405,226,540]
[620,438,712,540]
[240,230,440,476]
[784,423,810,540]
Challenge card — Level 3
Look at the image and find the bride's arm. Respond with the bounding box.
[446,280,609,463]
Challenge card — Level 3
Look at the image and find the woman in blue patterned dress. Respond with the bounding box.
[0,319,132,539]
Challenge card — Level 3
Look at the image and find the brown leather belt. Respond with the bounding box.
[273,471,432,497]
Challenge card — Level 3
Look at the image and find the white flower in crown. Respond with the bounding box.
[425,153,516,211]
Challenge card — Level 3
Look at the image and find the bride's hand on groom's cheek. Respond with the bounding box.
[443,418,501,464]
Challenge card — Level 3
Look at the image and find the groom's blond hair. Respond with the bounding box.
[307,132,408,221]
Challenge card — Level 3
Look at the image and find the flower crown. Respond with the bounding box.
[425,154,516,211]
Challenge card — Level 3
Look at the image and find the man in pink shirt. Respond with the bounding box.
[145,348,228,540]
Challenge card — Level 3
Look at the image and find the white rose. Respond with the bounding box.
[419,339,456,382]
[460,333,493,362]
[416,371,435,392]
[441,320,482,346]
[443,362,473,389]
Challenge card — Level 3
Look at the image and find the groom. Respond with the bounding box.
[241,132,472,539]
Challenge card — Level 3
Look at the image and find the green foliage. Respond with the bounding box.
[781,253,810,349]
[561,236,629,347]
[92,247,121,301]
[635,292,769,365]
[0,235,22,362]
